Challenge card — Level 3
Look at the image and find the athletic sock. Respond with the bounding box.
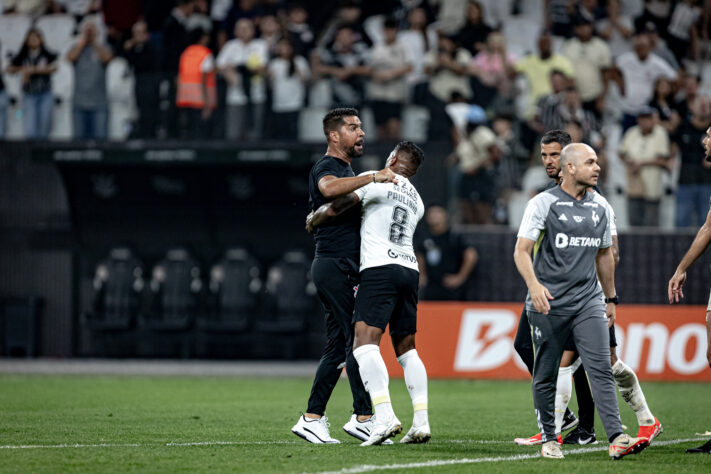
[573,364,596,431]
[397,349,428,426]
[612,359,654,426]
[353,344,394,420]
[555,365,573,434]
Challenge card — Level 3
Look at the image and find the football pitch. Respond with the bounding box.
[1,374,710,473]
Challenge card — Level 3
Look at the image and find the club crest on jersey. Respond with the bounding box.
[592,211,600,226]
[573,215,585,223]
[353,285,359,297]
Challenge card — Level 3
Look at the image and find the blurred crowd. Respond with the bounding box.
[1,0,711,229]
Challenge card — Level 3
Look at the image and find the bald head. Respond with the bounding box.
[561,143,595,174]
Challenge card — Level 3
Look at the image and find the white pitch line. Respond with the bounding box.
[313,437,710,474]
[0,440,299,449]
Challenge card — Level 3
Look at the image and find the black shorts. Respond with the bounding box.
[564,324,617,351]
[353,264,419,336]
[370,100,402,125]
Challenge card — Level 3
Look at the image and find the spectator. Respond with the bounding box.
[186,0,213,36]
[221,0,264,41]
[430,0,470,35]
[665,0,702,63]
[455,110,500,224]
[416,204,478,301]
[561,16,611,116]
[66,21,113,140]
[445,93,481,145]
[613,32,677,132]
[176,28,216,139]
[618,106,671,227]
[51,0,100,16]
[217,18,268,140]
[491,113,528,207]
[675,73,700,123]
[546,87,602,148]
[102,0,142,52]
[596,0,634,57]
[634,0,673,34]
[3,0,48,16]
[312,25,371,108]
[123,20,159,139]
[532,69,570,134]
[456,1,492,55]
[259,14,283,58]
[675,95,711,227]
[642,21,681,71]
[267,39,310,140]
[545,0,576,38]
[398,7,438,100]
[648,76,681,136]
[285,3,315,58]
[7,28,57,140]
[469,31,516,108]
[367,18,413,140]
[515,32,575,120]
[317,0,372,51]
[422,34,472,139]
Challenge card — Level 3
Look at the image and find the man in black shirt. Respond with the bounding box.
[292,107,396,444]
[415,204,477,300]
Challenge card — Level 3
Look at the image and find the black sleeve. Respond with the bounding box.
[313,159,342,184]
[11,51,25,67]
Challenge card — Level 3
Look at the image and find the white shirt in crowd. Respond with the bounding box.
[216,38,268,106]
[267,55,310,113]
[354,172,425,272]
[615,51,676,114]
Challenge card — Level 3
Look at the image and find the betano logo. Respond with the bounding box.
[453,310,709,375]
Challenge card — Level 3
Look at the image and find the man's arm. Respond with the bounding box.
[611,235,620,267]
[318,168,396,199]
[669,209,711,303]
[415,252,427,289]
[443,247,478,289]
[513,237,553,314]
[596,246,617,328]
[306,192,361,232]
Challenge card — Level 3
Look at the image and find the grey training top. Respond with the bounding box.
[518,185,612,316]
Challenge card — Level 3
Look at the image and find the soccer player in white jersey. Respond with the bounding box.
[308,141,429,446]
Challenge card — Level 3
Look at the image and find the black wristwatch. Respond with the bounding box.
[604,296,619,305]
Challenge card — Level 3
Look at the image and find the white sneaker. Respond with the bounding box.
[342,415,394,444]
[291,415,340,444]
[541,440,564,459]
[360,415,402,446]
[400,422,431,444]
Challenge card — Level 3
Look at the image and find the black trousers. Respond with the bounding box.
[306,257,372,416]
[513,307,595,431]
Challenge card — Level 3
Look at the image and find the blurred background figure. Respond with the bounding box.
[176,28,216,139]
[7,28,57,140]
[416,204,478,301]
[267,39,310,140]
[123,20,159,139]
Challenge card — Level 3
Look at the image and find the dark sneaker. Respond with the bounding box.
[563,425,597,445]
[686,439,711,454]
[562,409,579,432]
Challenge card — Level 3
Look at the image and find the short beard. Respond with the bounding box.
[346,144,363,158]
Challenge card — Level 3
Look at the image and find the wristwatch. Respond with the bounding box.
[604,296,619,305]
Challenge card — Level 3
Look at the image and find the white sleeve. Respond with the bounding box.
[354,171,377,200]
[201,54,215,73]
[608,202,618,237]
[216,42,236,68]
[517,195,548,242]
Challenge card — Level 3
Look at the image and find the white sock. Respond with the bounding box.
[612,359,654,426]
[353,344,394,420]
[554,365,573,434]
[397,349,429,426]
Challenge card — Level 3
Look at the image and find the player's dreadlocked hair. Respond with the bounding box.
[394,141,425,168]
[541,130,572,148]
[322,107,360,139]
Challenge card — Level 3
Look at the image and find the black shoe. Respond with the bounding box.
[561,408,579,432]
[686,439,711,453]
[563,425,597,445]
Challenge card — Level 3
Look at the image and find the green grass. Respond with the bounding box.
[0,374,710,473]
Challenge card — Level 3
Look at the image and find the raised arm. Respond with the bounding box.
[596,246,617,328]
[668,209,711,303]
[513,237,553,314]
[318,168,396,200]
[306,192,361,233]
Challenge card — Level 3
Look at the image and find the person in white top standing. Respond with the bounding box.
[308,141,429,446]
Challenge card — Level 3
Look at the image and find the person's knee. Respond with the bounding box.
[353,321,383,348]
[392,334,416,357]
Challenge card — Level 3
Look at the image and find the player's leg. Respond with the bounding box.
[392,267,430,444]
[292,258,346,444]
[513,307,535,375]
[609,324,662,442]
[687,309,711,454]
[352,266,401,446]
[571,310,648,459]
[564,363,598,444]
[527,310,569,459]
[554,350,581,435]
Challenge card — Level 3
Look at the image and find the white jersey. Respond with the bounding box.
[354,172,425,272]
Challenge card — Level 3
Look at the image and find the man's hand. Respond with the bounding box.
[442,273,465,289]
[606,303,616,328]
[374,167,398,184]
[668,270,686,303]
[305,211,315,234]
[529,282,554,314]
